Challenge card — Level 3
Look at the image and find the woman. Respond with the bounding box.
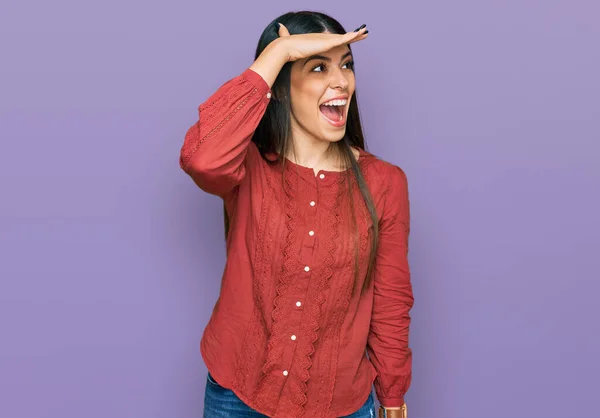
[179,10,413,418]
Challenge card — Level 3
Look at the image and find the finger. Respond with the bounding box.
[277,22,291,37]
[329,28,367,47]
[346,31,369,45]
[347,27,368,40]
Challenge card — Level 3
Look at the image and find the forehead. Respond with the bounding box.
[319,44,352,58]
[292,44,353,72]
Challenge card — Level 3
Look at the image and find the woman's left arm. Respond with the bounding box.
[366,164,414,409]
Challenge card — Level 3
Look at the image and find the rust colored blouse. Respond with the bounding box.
[179,67,414,418]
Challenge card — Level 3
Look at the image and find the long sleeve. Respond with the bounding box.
[366,164,414,408]
[179,68,272,197]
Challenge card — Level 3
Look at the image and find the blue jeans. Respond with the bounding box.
[204,372,375,418]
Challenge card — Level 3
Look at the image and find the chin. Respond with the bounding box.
[323,130,346,143]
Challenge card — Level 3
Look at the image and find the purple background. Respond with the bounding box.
[1,1,598,417]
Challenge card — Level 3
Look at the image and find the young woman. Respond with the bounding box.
[179,11,413,418]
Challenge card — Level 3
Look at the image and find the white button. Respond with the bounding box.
[283,370,288,376]
[310,201,315,206]
[291,335,297,341]
[304,266,310,272]
[309,230,314,236]
[319,174,325,179]
[266,92,271,99]
[296,301,302,307]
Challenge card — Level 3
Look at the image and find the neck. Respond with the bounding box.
[286,119,341,169]
[286,140,337,167]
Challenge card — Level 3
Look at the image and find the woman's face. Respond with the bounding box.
[289,43,356,145]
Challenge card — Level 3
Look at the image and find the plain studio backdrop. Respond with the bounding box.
[0,1,598,417]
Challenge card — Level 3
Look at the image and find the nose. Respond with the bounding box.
[329,67,349,90]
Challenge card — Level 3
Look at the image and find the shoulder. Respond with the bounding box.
[357,149,410,228]
[359,149,409,195]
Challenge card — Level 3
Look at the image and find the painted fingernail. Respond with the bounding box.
[274,22,280,31]
[364,30,369,34]
[354,24,366,32]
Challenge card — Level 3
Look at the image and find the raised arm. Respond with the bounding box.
[179,23,369,198]
[179,39,289,197]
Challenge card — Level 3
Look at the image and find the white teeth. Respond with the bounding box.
[323,99,347,106]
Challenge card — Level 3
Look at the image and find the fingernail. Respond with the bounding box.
[364,30,369,34]
[354,24,366,32]
[274,22,281,31]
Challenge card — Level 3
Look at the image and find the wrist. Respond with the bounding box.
[270,37,291,63]
[248,38,289,88]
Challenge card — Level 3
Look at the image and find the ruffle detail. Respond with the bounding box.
[288,176,346,417]
[234,158,378,417]
[260,168,300,376]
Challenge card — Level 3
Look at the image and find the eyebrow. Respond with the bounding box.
[303,51,353,68]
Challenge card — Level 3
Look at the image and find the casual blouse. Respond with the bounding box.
[179,67,414,418]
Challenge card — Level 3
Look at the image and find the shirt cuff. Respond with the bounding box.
[241,67,272,98]
[380,397,405,408]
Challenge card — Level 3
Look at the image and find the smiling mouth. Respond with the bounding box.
[319,99,348,126]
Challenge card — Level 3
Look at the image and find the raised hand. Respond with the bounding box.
[276,22,369,62]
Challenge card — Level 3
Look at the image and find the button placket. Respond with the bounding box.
[306,196,317,251]
[281,189,320,380]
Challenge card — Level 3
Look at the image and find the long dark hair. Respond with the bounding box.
[224,10,379,296]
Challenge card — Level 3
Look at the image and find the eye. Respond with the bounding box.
[311,62,326,72]
[343,61,355,70]
[311,61,355,73]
